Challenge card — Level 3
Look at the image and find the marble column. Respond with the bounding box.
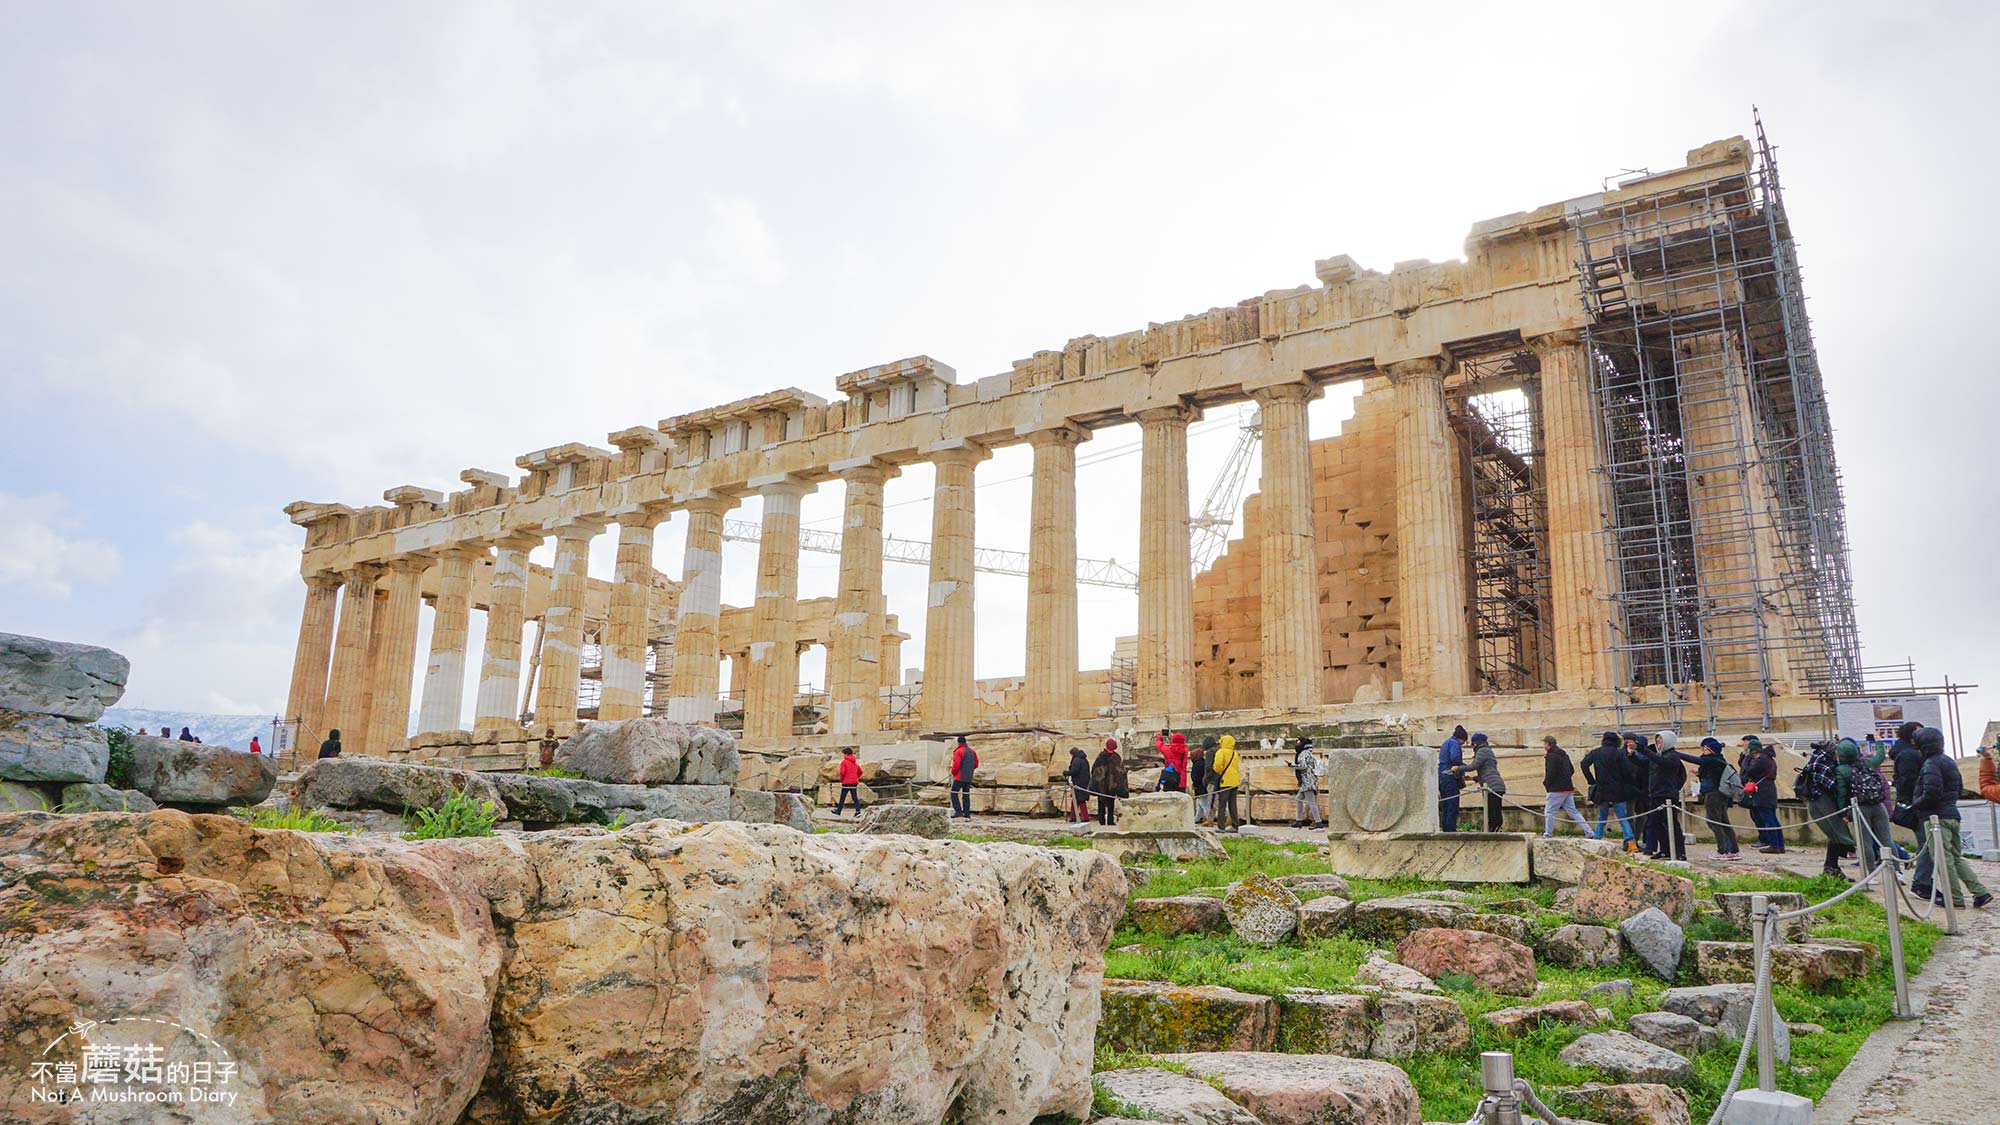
[922,441,985,731]
[1251,381,1325,711]
[417,545,483,734]
[283,574,342,754]
[364,555,432,755]
[1532,331,1620,692]
[1136,405,1198,716]
[827,459,895,735]
[1388,357,1472,698]
[322,564,382,752]
[745,477,814,741]
[600,508,668,721]
[534,520,603,729]
[667,493,736,724]
[1024,425,1086,724]
[474,532,541,730]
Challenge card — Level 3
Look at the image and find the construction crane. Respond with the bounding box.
[1189,406,1261,572]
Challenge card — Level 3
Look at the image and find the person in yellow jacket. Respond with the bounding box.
[1211,734,1244,833]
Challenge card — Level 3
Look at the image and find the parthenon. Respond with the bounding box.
[281,129,1859,762]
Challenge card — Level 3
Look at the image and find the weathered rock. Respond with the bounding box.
[1223,872,1301,946]
[1694,940,1870,987]
[0,709,109,783]
[489,772,578,824]
[1482,896,1542,915]
[555,717,687,784]
[1396,926,1537,996]
[1368,991,1471,1059]
[855,801,950,838]
[1121,791,1196,832]
[680,724,742,786]
[1530,834,1626,884]
[1321,746,1439,834]
[1626,1011,1725,1057]
[1659,984,1792,1063]
[1555,1082,1692,1125]
[0,780,54,813]
[769,790,813,832]
[296,757,504,815]
[1546,923,1624,969]
[1554,886,1578,912]
[1351,895,1464,942]
[1483,1000,1604,1037]
[773,753,828,791]
[1456,911,1533,944]
[1091,828,1229,864]
[1276,872,1352,896]
[1572,856,1695,927]
[56,782,156,813]
[1584,978,1634,1005]
[1356,953,1441,993]
[1557,1030,1696,1084]
[619,783,735,825]
[0,632,129,721]
[301,806,406,834]
[0,810,500,1123]
[1098,980,1279,1053]
[1297,895,1356,939]
[1277,991,1370,1056]
[1129,895,1227,936]
[130,734,277,806]
[1619,907,1685,980]
[1712,890,1811,941]
[1167,1051,1423,1125]
[1093,1066,1261,1125]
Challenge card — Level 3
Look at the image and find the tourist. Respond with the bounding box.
[1211,734,1244,833]
[1624,733,1660,855]
[1741,736,1787,853]
[1904,725,1991,908]
[1800,739,1853,878]
[1683,738,1741,859]
[539,727,559,769]
[1090,738,1128,826]
[1845,738,1896,875]
[160,727,171,738]
[1291,736,1325,829]
[1638,731,1689,860]
[1581,731,1636,849]
[317,728,343,759]
[1161,731,1189,792]
[1978,747,2000,805]
[834,748,863,816]
[1468,733,1505,831]
[1066,746,1092,823]
[179,726,198,742]
[1190,737,1214,824]
[248,735,263,756]
[1890,720,1924,803]
[1437,725,1469,832]
[1859,734,1909,863]
[1540,736,1590,837]
[949,735,977,819]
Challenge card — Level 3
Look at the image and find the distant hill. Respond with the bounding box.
[99,709,277,751]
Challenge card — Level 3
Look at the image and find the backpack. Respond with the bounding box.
[1718,763,1746,805]
[1852,764,1887,806]
[1797,748,1838,801]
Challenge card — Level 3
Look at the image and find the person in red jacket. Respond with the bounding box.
[835,748,863,816]
[950,735,977,819]
[1161,732,1189,792]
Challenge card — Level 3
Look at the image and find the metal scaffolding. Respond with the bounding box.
[1451,370,1557,694]
[1573,113,1861,727]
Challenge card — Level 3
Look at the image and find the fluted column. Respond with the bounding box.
[1532,331,1619,692]
[534,520,603,729]
[284,574,342,755]
[1136,405,1198,716]
[417,545,483,734]
[364,555,432,755]
[1252,381,1326,710]
[322,564,382,751]
[1388,357,1472,697]
[828,459,896,735]
[600,508,668,721]
[745,477,814,741]
[667,493,737,724]
[1024,425,1086,724]
[922,441,986,732]
[474,532,541,730]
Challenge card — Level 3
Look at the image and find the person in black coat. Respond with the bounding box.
[1905,726,1992,907]
[1191,737,1215,824]
[1890,720,1925,804]
[1541,736,1590,836]
[1580,732,1635,846]
[317,728,343,759]
[1669,737,1740,856]
[1740,736,1786,852]
[1635,731,1690,859]
[1090,739,1129,827]
[1065,747,1091,823]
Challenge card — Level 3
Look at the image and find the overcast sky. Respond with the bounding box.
[3,1,1995,744]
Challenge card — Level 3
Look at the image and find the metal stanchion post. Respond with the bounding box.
[1850,796,1865,872]
[1879,844,1913,1018]
[1751,893,1777,1092]
[1479,1051,1524,1125]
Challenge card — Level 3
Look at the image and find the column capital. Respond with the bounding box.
[676,489,742,517]
[749,472,817,500]
[342,562,385,587]
[830,456,901,485]
[438,542,492,562]
[1249,379,1323,406]
[304,571,344,591]
[547,517,607,541]
[1023,422,1091,448]
[1526,329,1587,355]
[383,554,436,575]
[1134,402,1200,428]
[606,500,674,530]
[492,530,546,553]
[925,439,990,468]
[1382,354,1449,384]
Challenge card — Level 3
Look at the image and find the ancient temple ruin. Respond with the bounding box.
[281,125,1859,764]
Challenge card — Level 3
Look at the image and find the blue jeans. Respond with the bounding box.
[1593,801,1634,841]
[1750,806,1786,850]
[949,779,973,816]
[1439,792,1461,832]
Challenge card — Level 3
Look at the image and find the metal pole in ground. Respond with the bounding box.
[1751,893,1777,1092]
[1879,840,1913,1018]
[1478,1051,1524,1125]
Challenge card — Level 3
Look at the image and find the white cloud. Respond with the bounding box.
[0,493,120,597]
[707,196,788,286]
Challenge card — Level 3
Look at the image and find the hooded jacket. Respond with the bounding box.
[1741,742,1779,810]
[951,740,977,783]
[1908,726,1961,821]
[1640,731,1688,801]
[1438,732,1466,796]
[838,753,862,786]
[1892,736,1925,803]
[1162,732,1190,779]
[1211,735,1242,789]
[1191,738,1213,794]
[1581,732,1631,804]
[1091,744,1129,799]
[317,730,343,760]
[1067,748,1091,791]
[1979,754,2000,805]
[1468,735,1504,794]
[1294,739,1320,788]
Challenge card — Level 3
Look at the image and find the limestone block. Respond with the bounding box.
[1090,1068,1260,1125]
[1395,927,1536,996]
[1619,908,1685,980]
[991,787,1052,815]
[1127,895,1226,936]
[1324,833,1529,884]
[1658,984,1791,1063]
[0,632,129,721]
[734,752,771,790]
[1090,829,1229,865]
[296,757,504,815]
[1162,1051,1422,1125]
[1712,891,1812,941]
[1694,941,1869,988]
[1482,1000,1603,1038]
[1530,834,1627,884]
[1275,991,1371,1057]
[1276,873,1351,896]
[1247,763,1298,793]
[1321,747,1437,833]
[1544,924,1623,969]
[1349,896,1464,943]
[1097,981,1279,1053]
[490,774,578,824]
[1455,911,1532,945]
[1295,896,1356,940]
[1572,857,1695,927]
[1555,1082,1693,1125]
[55,783,156,813]
[1122,792,1194,832]
[856,803,950,839]
[0,710,108,784]
[1557,1031,1695,1085]
[1128,767,1163,791]
[1223,873,1301,946]
[775,753,829,791]
[130,735,277,807]
[1354,954,1440,993]
[1626,1012,1725,1058]
[1366,991,1469,1059]
[993,762,1046,788]
[0,780,54,813]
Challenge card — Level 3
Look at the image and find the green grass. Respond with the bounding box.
[523,765,582,779]
[402,790,502,840]
[1099,837,1940,1121]
[235,805,360,834]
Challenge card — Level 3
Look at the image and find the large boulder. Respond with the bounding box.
[0,710,109,783]
[1556,1030,1696,1084]
[0,632,129,721]
[297,757,504,815]
[1529,834,1626,884]
[0,810,500,1123]
[1276,991,1370,1056]
[1366,991,1470,1060]
[1296,895,1356,940]
[1572,856,1695,927]
[489,772,578,824]
[1098,981,1279,1053]
[1694,940,1870,987]
[1166,1051,1422,1125]
[1355,953,1440,993]
[1545,923,1623,969]
[1128,895,1227,936]
[1658,983,1790,1062]
[1482,1000,1604,1037]
[1619,907,1686,980]
[56,782,156,813]
[1626,1011,1725,1057]
[680,724,742,785]
[1350,895,1463,942]
[1090,829,1229,865]
[855,802,950,839]
[130,734,276,807]
[1223,872,1301,946]
[1395,926,1537,996]
[1093,1067,1261,1125]
[1556,1082,1692,1125]
[554,717,740,786]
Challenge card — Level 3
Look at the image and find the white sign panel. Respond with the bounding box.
[1833,695,1944,743]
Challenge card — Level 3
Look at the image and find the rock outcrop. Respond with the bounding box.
[1165,1052,1422,1125]
[1572,856,1696,927]
[1395,926,1537,996]
[855,802,950,839]
[130,733,277,806]
[0,632,130,721]
[1223,872,1301,946]
[555,717,740,786]
[1128,895,1227,935]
